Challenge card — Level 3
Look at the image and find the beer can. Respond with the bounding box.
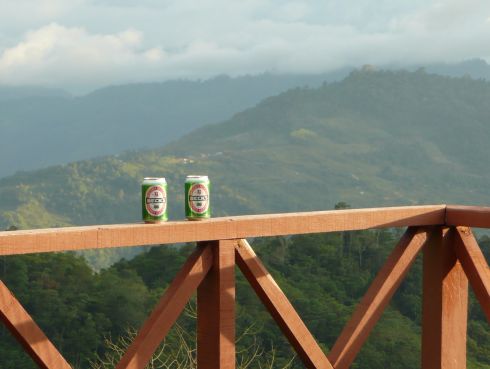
[142,177,168,223]
[185,175,211,220]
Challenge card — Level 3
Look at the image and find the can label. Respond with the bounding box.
[185,177,211,220]
[145,185,167,216]
[188,183,209,214]
[142,179,168,223]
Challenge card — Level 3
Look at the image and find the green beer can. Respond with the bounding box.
[185,175,211,220]
[142,177,168,223]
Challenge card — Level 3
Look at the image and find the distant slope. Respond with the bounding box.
[0,86,70,101]
[0,71,350,178]
[426,58,490,80]
[1,69,490,230]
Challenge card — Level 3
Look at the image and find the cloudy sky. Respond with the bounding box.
[0,0,489,92]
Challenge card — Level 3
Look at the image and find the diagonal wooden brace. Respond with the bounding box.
[454,226,490,322]
[329,227,430,369]
[235,239,333,369]
[116,244,213,369]
[0,280,72,369]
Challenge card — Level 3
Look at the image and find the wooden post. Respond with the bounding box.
[116,245,213,369]
[422,228,468,369]
[197,240,236,369]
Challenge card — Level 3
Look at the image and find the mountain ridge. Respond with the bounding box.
[0,71,351,179]
[1,68,490,231]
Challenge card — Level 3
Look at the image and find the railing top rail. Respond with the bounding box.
[446,205,490,228]
[0,205,446,256]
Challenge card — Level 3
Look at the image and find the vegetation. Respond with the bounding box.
[0,71,348,178]
[1,227,489,368]
[2,69,490,236]
[1,69,490,367]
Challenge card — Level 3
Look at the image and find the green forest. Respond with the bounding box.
[1,225,490,368]
[1,69,490,367]
[0,71,348,178]
[2,69,490,236]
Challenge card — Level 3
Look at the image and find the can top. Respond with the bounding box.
[143,177,167,183]
[185,175,209,183]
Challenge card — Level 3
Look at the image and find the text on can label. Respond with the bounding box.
[145,185,167,216]
[188,183,209,214]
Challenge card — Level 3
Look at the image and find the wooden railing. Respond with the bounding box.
[0,204,489,369]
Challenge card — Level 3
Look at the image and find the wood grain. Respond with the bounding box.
[197,240,236,369]
[328,227,429,369]
[0,281,72,369]
[235,239,333,369]
[422,228,468,369]
[446,205,490,228]
[454,227,490,322]
[116,244,213,369]
[0,205,446,255]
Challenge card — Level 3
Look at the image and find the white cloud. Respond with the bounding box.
[0,0,489,92]
[0,24,156,88]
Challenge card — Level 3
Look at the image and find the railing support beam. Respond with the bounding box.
[454,227,490,323]
[422,228,468,369]
[236,239,333,369]
[116,244,213,369]
[197,240,236,369]
[329,227,429,369]
[0,281,72,369]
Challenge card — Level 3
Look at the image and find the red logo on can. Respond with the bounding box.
[145,185,167,216]
[188,183,209,214]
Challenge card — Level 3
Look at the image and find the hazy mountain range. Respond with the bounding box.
[0,70,351,179]
[1,58,490,180]
[1,68,490,231]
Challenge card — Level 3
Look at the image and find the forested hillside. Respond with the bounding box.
[2,58,490,179]
[0,71,349,178]
[1,69,490,233]
[2,230,489,368]
[1,69,490,368]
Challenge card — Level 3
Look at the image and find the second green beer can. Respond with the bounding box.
[142,177,168,223]
[185,175,211,220]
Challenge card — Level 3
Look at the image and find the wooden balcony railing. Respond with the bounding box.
[0,204,489,369]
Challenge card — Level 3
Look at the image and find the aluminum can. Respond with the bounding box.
[142,177,168,223]
[185,175,211,220]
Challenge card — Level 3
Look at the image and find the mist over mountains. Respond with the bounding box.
[0,70,350,179]
[1,68,490,230]
[1,58,490,180]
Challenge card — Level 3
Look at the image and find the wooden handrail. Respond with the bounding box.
[0,205,445,256]
[1,204,489,369]
[446,205,490,228]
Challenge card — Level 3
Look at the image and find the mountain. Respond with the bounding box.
[0,86,70,101]
[0,71,350,179]
[1,68,490,231]
[426,58,490,80]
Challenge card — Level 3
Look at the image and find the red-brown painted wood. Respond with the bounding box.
[0,281,72,369]
[0,205,446,255]
[422,228,468,369]
[454,227,490,322]
[116,244,213,369]
[235,239,333,369]
[446,205,490,228]
[328,227,429,369]
[197,240,236,369]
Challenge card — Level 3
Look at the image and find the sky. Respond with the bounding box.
[0,0,489,93]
